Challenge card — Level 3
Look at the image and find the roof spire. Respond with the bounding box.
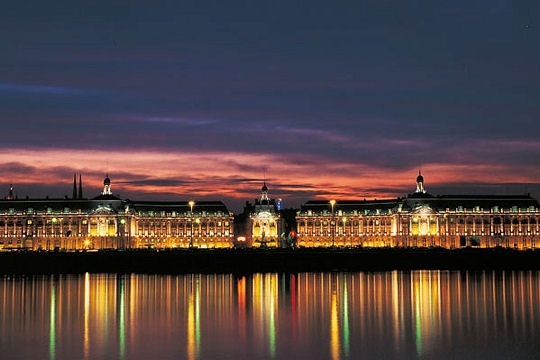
[78,173,83,199]
[72,173,77,199]
[260,168,269,202]
[261,181,269,201]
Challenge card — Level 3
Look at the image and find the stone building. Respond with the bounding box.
[296,172,540,249]
[234,182,284,248]
[0,175,234,251]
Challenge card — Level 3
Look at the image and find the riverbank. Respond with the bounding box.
[1,248,540,274]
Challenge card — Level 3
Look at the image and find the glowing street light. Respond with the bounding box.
[330,199,336,247]
[189,200,195,248]
[342,217,347,247]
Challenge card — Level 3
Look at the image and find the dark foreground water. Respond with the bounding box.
[1,271,539,360]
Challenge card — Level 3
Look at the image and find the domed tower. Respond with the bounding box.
[6,184,14,200]
[415,170,426,194]
[102,173,112,195]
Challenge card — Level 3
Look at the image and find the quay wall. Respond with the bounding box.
[1,248,540,274]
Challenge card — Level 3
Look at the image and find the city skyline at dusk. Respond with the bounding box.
[2,1,539,211]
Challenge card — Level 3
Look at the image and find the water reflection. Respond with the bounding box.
[49,280,55,360]
[187,274,200,360]
[1,271,540,360]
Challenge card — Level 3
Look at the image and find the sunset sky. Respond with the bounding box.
[1,1,539,212]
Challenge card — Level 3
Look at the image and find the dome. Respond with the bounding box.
[104,175,111,185]
[261,183,268,192]
[416,171,423,183]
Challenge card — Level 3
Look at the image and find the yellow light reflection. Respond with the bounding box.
[187,281,195,360]
[391,271,403,353]
[251,274,278,358]
[187,275,201,360]
[196,277,201,356]
[84,272,90,360]
[411,271,441,358]
[2,271,540,359]
[330,289,340,360]
[118,276,125,360]
[268,275,276,358]
[237,277,247,341]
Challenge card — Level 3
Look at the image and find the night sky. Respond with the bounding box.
[1,1,539,211]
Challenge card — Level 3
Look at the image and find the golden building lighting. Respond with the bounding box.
[0,175,234,251]
[234,182,284,248]
[296,172,540,250]
[1,171,540,251]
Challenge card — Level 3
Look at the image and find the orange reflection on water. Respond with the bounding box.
[187,275,200,360]
[236,276,247,344]
[83,273,89,360]
[251,273,278,358]
[330,289,339,360]
[1,271,540,359]
[411,271,442,357]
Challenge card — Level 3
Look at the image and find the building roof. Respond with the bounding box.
[92,194,123,201]
[299,193,540,216]
[299,172,540,215]
[403,194,540,212]
[0,198,231,216]
[299,199,400,215]
[0,197,125,214]
[127,200,231,215]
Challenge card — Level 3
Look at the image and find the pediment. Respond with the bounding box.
[411,204,435,215]
[254,211,273,219]
[91,205,117,215]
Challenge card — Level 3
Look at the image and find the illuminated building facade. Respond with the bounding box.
[2,171,540,251]
[234,182,284,248]
[0,175,234,251]
[129,200,233,249]
[296,173,540,249]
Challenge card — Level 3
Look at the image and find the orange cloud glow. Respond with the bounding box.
[0,149,539,212]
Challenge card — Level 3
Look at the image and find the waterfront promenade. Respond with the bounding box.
[1,248,540,274]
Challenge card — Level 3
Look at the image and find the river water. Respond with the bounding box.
[1,271,539,360]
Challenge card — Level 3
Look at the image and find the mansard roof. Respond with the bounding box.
[299,199,400,215]
[128,200,231,214]
[0,197,232,216]
[403,194,540,212]
[0,197,125,214]
[92,194,123,201]
[299,194,540,216]
[0,198,90,211]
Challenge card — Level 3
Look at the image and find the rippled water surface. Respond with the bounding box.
[1,271,539,359]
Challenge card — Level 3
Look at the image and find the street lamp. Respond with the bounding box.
[188,200,195,248]
[330,199,336,247]
[342,217,347,247]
